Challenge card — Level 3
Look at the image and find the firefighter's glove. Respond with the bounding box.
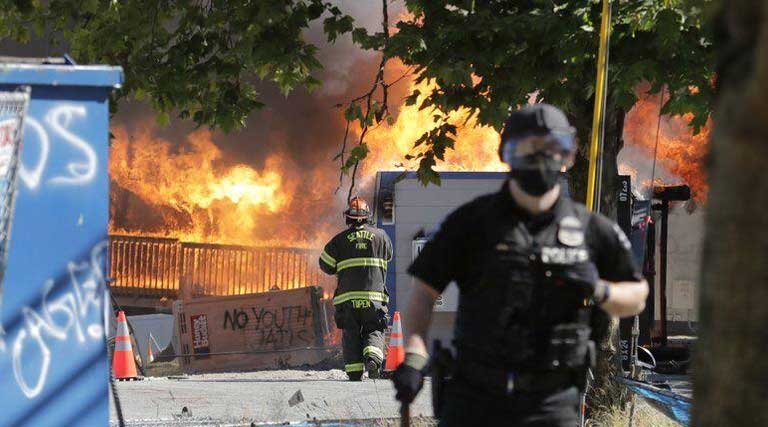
[393,352,427,404]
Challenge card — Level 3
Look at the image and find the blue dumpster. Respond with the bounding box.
[0,57,123,426]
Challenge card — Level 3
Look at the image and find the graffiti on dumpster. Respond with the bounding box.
[0,241,107,398]
[0,100,105,400]
[14,104,97,190]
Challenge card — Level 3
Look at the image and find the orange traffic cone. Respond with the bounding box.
[113,311,139,380]
[384,311,405,376]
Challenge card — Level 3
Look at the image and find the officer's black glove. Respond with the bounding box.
[557,264,610,305]
[574,278,610,305]
[392,353,427,404]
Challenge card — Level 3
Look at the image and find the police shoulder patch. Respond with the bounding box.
[558,216,584,247]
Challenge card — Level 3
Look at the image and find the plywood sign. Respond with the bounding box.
[174,286,333,373]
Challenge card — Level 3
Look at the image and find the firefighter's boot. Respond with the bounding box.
[366,357,381,380]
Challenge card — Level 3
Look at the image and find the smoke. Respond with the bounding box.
[310,1,405,96]
[618,144,682,200]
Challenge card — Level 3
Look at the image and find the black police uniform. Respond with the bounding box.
[320,223,393,379]
[408,182,641,426]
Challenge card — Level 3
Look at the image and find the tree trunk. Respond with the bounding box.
[567,96,625,218]
[566,99,593,204]
[693,3,768,426]
[569,96,629,413]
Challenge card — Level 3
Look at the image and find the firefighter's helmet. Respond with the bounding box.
[345,197,371,222]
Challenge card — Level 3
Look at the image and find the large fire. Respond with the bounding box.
[109,79,506,247]
[110,81,710,250]
[362,81,506,177]
[109,127,304,246]
[620,89,710,202]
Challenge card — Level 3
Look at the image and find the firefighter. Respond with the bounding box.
[319,197,393,381]
[392,104,649,425]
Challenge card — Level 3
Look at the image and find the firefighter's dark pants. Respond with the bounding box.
[439,376,580,426]
[334,300,388,380]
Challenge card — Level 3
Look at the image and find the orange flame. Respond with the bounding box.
[621,88,710,202]
[361,80,507,177]
[108,126,318,246]
[109,79,506,247]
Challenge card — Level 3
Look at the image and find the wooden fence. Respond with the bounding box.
[108,235,335,299]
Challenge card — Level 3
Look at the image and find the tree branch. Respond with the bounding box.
[337,0,391,202]
[334,119,351,194]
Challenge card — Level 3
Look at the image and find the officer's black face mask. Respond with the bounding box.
[509,153,563,196]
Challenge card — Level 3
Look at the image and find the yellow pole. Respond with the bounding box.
[586,0,612,212]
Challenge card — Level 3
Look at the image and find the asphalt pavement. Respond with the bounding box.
[110,370,433,426]
[109,369,692,426]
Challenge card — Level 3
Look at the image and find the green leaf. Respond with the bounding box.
[414,131,429,148]
[655,9,682,47]
[325,15,355,42]
[417,157,441,187]
[344,103,358,122]
[404,90,421,106]
[156,111,170,127]
[342,143,370,171]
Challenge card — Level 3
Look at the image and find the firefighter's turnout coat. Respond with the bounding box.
[319,223,393,378]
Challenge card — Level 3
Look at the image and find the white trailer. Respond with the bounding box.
[373,171,506,347]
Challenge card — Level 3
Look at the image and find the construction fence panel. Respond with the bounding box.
[178,243,335,298]
[108,235,180,296]
[108,235,337,300]
[173,286,334,373]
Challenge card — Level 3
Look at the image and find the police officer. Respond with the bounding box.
[392,104,649,425]
[320,197,393,381]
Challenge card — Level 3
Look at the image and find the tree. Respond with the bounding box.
[693,2,768,426]
[347,0,715,414]
[0,0,354,131]
[378,1,714,205]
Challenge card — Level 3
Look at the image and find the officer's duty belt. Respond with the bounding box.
[456,360,575,396]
